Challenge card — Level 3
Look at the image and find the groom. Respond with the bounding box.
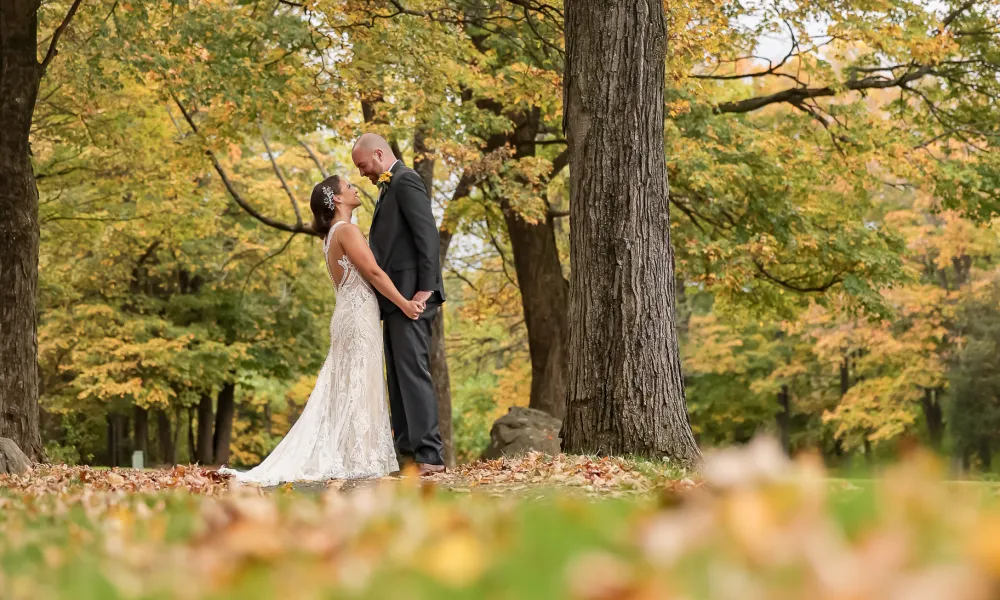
[352,133,446,475]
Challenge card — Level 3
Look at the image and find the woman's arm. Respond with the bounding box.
[336,223,423,319]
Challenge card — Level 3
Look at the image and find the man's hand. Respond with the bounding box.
[412,290,433,304]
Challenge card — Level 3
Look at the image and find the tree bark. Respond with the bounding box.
[561,0,700,464]
[156,409,174,466]
[133,405,149,460]
[0,0,44,462]
[212,382,236,465]
[196,393,214,465]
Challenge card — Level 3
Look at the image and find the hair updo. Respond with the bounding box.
[309,174,342,238]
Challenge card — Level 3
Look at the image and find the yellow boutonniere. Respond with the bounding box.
[378,171,393,185]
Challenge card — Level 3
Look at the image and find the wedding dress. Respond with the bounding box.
[219,221,398,485]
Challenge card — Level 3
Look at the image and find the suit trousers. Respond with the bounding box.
[383,306,444,466]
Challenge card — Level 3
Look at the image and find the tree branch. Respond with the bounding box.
[40,0,86,73]
[170,92,315,236]
[940,0,977,31]
[715,66,932,114]
[754,261,845,293]
[546,148,570,183]
[299,139,330,178]
[259,124,304,227]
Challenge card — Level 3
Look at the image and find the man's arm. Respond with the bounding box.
[395,171,440,300]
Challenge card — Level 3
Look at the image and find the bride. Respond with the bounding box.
[219,175,424,485]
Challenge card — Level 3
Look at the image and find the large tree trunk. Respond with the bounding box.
[196,393,214,465]
[495,110,570,420]
[212,382,236,465]
[561,0,700,464]
[0,0,44,463]
[156,409,174,466]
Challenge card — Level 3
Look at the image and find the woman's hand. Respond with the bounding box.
[403,299,426,320]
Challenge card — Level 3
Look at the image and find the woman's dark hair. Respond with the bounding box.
[310,174,342,237]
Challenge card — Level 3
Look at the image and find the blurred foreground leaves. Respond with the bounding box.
[3,443,1000,599]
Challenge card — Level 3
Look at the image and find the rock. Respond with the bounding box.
[482,407,562,460]
[0,438,31,475]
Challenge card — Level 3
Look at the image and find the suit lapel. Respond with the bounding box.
[371,162,404,227]
[371,185,387,225]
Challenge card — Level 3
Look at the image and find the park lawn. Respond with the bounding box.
[3,450,1000,600]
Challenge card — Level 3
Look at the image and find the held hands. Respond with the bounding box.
[403,298,426,320]
[402,291,432,320]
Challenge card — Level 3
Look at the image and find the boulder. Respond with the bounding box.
[0,438,31,475]
[482,407,562,460]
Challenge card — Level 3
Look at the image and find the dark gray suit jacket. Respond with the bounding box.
[368,162,446,317]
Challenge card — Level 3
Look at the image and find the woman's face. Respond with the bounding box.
[338,178,361,208]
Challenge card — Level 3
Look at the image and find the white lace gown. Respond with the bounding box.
[219,222,398,485]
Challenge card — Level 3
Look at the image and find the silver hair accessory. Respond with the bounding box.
[322,185,337,210]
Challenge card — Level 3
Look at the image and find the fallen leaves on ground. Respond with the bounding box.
[425,451,701,497]
[2,442,1000,599]
[0,463,230,496]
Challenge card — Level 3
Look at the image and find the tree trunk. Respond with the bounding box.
[414,127,456,468]
[495,109,570,420]
[979,439,992,471]
[776,385,791,455]
[212,382,236,465]
[0,0,44,463]
[186,407,196,464]
[107,413,127,467]
[196,393,214,465]
[133,405,149,461]
[840,358,850,396]
[952,254,972,288]
[919,387,944,451]
[413,127,435,192]
[157,409,174,466]
[561,0,700,464]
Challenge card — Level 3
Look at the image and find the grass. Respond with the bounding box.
[4,449,1000,599]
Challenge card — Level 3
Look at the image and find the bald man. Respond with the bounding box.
[352,134,446,474]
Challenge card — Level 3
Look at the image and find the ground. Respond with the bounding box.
[2,442,1000,600]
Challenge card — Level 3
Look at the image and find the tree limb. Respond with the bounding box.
[754,261,845,293]
[259,124,304,227]
[546,148,570,182]
[299,139,330,178]
[940,0,977,31]
[169,92,316,236]
[40,0,86,73]
[715,66,932,114]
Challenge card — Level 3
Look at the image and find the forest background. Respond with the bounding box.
[17,0,1000,474]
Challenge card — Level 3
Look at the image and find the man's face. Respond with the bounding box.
[352,147,383,185]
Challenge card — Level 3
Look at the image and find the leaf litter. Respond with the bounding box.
[2,439,1000,599]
